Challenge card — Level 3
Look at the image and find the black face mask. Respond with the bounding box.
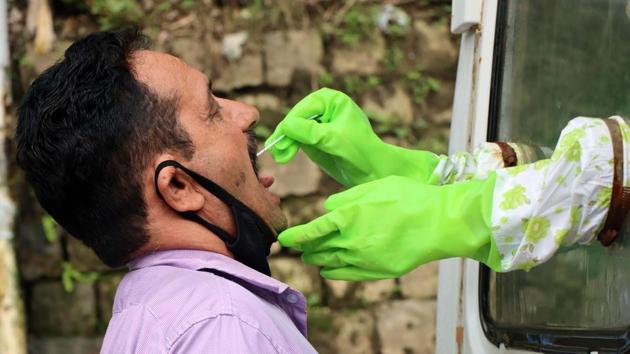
[154,160,275,276]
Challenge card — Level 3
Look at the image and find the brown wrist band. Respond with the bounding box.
[495,142,518,168]
[598,118,630,246]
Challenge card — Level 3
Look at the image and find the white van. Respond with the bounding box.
[438,1,630,353]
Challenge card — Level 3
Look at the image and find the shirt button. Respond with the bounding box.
[286,293,299,304]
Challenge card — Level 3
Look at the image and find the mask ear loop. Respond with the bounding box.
[153,160,237,246]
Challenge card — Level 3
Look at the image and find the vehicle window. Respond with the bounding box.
[484,0,630,338]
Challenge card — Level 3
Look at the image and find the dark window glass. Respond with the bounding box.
[484,0,630,346]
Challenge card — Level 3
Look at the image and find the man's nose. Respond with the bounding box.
[215,97,260,130]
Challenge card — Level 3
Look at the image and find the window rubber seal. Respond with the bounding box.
[481,0,630,352]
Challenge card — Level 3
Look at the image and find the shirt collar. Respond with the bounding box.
[128,249,290,295]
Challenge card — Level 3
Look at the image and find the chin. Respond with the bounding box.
[270,211,289,232]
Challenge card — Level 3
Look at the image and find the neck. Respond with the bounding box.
[133,217,234,261]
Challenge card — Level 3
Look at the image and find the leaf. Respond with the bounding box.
[41,214,58,243]
[61,262,100,293]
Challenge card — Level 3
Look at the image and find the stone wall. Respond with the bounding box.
[8,1,457,353]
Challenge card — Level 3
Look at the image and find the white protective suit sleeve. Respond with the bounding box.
[429,116,626,271]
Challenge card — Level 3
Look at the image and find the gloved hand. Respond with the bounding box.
[278,175,502,280]
[266,88,439,187]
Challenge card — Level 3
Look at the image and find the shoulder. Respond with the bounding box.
[167,313,287,354]
[106,266,292,352]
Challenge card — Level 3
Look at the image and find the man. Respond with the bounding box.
[16,29,317,353]
[265,89,627,280]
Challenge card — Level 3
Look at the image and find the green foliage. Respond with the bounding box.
[254,124,272,140]
[60,0,143,29]
[61,262,100,293]
[387,22,410,38]
[91,0,143,29]
[369,110,409,137]
[431,4,453,24]
[336,6,377,47]
[180,0,196,10]
[403,66,441,104]
[41,214,58,243]
[318,71,334,87]
[306,293,321,307]
[343,75,381,97]
[156,1,172,13]
[307,309,335,332]
[384,45,404,72]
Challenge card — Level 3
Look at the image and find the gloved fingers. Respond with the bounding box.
[270,142,299,164]
[265,125,285,148]
[301,248,347,268]
[282,115,331,146]
[299,230,347,253]
[323,182,372,211]
[300,145,349,184]
[283,88,329,120]
[320,266,390,281]
[277,211,341,249]
[264,126,300,164]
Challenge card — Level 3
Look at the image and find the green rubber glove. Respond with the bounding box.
[266,88,439,187]
[278,174,503,280]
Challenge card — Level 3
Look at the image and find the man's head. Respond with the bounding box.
[16,29,286,267]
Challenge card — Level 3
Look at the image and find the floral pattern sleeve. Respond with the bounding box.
[428,142,551,185]
[489,117,627,271]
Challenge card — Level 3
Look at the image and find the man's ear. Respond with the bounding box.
[155,163,205,213]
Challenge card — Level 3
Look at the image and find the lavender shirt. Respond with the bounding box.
[100,249,317,354]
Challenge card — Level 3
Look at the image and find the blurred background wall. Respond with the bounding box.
[6,0,457,353]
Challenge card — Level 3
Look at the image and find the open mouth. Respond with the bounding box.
[247,129,275,190]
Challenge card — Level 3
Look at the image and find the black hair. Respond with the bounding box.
[16,29,194,267]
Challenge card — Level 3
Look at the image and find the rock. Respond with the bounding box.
[382,136,414,148]
[258,150,322,197]
[212,52,264,92]
[414,20,458,73]
[415,127,450,155]
[269,257,321,297]
[324,279,363,308]
[264,30,323,86]
[29,336,103,354]
[376,5,410,34]
[170,36,208,71]
[325,279,352,300]
[222,31,248,60]
[307,307,336,354]
[332,310,376,354]
[427,80,454,112]
[331,31,386,75]
[24,40,72,76]
[96,273,124,330]
[309,307,377,354]
[376,300,436,354]
[30,281,97,336]
[235,93,284,127]
[356,279,397,303]
[66,237,110,273]
[236,93,282,111]
[429,109,453,125]
[325,279,396,306]
[15,218,63,280]
[59,15,99,40]
[362,86,415,125]
[399,262,438,299]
